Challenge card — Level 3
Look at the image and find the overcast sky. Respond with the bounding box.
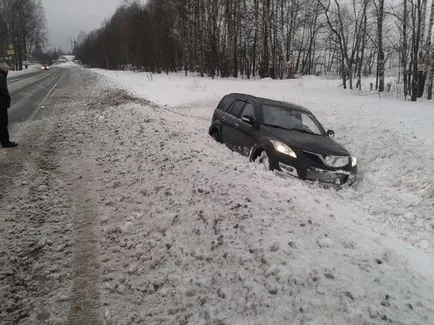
[42,0,123,51]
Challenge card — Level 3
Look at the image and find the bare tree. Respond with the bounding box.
[403,0,409,98]
[319,0,368,89]
[424,0,434,99]
[356,0,370,90]
[410,0,424,101]
[260,0,271,77]
[70,0,434,103]
[0,13,7,54]
[374,0,385,91]
[0,0,47,69]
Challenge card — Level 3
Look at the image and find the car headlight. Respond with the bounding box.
[351,156,357,167]
[270,140,297,158]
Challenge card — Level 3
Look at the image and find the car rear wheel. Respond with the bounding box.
[210,129,221,143]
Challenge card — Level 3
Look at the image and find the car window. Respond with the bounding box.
[261,104,323,135]
[218,96,234,111]
[302,114,321,133]
[228,100,246,117]
[241,103,255,119]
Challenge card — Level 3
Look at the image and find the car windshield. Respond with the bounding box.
[261,104,324,135]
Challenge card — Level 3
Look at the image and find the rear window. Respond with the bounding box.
[217,96,234,111]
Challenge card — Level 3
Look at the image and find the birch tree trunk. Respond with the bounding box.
[417,0,428,97]
[260,0,271,78]
[425,0,434,99]
[411,0,423,101]
[403,0,409,98]
[377,0,385,92]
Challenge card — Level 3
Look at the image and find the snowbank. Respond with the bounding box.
[87,68,434,324]
[8,64,42,78]
[59,55,75,62]
[94,69,434,251]
[56,61,77,68]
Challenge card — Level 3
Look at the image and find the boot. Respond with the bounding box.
[2,141,18,148]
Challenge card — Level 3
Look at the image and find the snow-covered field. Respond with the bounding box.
[1,66,433,324]
[95,69,434,249]
[88,69,434,323]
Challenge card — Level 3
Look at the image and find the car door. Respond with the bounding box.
[219,98,236,144]
[232,101,257,156]
[221,99,246,147]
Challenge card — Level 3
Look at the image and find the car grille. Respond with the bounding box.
[303,151,349,168]
[303,151,323,164]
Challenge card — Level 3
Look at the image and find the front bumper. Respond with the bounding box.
[278,161,357,185]
[304,167,356,185]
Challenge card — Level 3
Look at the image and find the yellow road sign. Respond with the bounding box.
[7,44,14,56]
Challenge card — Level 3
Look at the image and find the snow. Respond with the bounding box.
[7,64,42,77]
[92,102,433,324]
[94,69,434,250]
[55,61,77,67]
[87,69,434,323]
[1,66,433,324]
[59,55,76,62]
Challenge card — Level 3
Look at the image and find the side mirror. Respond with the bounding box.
[241,115,256,126]
[327,129,335,138]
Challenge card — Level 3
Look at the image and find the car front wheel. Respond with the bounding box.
[256,150,272,170]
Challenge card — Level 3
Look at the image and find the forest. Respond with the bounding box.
[0,0,47,69]
[71,0,434,101]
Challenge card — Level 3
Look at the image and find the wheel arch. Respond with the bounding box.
[209,122,223,142]
[250,146,263,161]
[249,138,273,162]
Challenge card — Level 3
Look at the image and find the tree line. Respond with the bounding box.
[73,0,434,101]
[0,0,47,70]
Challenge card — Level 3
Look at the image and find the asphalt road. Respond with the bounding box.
[7,67,67,123]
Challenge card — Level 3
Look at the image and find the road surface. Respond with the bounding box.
[8,68,66,123]
[0,66,101,325]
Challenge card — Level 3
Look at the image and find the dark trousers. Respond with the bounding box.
[0,108,10,145]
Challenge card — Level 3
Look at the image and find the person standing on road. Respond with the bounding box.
[0,63,17,148]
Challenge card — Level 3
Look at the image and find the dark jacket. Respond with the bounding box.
[0,71,11,110]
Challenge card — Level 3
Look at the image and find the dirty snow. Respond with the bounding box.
[1,66,433,325]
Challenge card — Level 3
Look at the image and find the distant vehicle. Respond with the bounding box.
[208,93,358,185]
[41,65,50,70]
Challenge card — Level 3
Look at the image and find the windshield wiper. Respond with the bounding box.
[262,123,294,131]
[263,124,319,135]
[292,128,319,135]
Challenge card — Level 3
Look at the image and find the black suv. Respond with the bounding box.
[209,93,357,185]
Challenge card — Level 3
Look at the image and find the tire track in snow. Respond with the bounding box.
[160,105,211,122]
[67,175,102,325]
